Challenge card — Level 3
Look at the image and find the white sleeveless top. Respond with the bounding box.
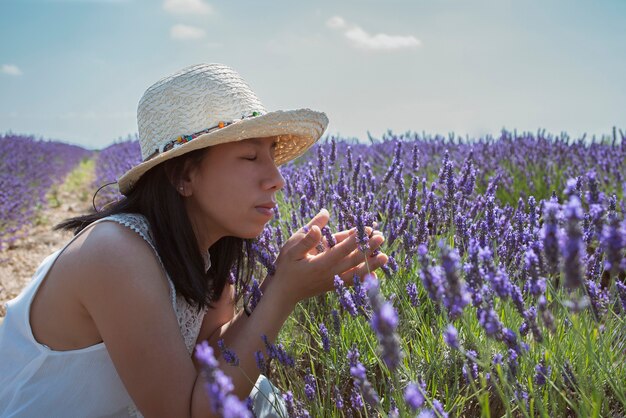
[0,213,208,417]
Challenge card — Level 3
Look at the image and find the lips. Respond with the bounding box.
[255,201,276,218]
[255,201,276,210]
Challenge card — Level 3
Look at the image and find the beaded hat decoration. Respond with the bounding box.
[117,63,329,195]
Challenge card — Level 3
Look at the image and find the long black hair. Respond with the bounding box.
[56,147,254,312]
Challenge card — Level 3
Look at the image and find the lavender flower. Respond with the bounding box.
[283,391,297,417]
[534,358,551,386]
[432,399,449,418]
[319,323,331,352]
[443,324,460,350]
[418,245,445,302]
[407,282,420,307]
[441,243,471,319]
[349,362,380,407]
[601,215,624,277]
[304,373,317,401]
[404,381,426,411]
[541,201,561,276]
[354,200,370,251]
[245,278,263,314]
[334,275,358,317]
[365,275,402,370]
[261,335,295,367]
[194,342,252,418]
[586,279,609,319]
[217,339,239,366]
[321,225,336,248]
[254,350,266,374]
[562,196,585,290]
[350,386,364,410]
[333,385,344,410]
[477,307,503,337]
[524,249,546,296]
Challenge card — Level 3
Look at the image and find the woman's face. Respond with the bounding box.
[182,136,285,247]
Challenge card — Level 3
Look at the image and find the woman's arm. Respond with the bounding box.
[74,222,218,417]
[201,209,389,402]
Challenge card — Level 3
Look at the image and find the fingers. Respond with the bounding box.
[337,253,389,286]
[290,224,323,260]
[301,209,329,234]
[331,225,379,245]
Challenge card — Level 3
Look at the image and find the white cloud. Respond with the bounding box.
[326,16,421,51]
[163,0,212,15]
[1,64,22,76]
[326,16,346,29]
[170,24,206,40]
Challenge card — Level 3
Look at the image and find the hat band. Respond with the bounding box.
[145,111,265,161]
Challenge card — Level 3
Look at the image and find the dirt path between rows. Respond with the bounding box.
[0,161,95,317]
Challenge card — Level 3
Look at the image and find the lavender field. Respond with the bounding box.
[1,129,625,417]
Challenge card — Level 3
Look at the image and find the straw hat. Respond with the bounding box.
[117,63,329,195]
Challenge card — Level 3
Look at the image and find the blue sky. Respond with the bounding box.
[1,0,625,149]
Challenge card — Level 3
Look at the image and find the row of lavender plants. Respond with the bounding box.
[91,128,626,417]
[91,136,141,211]
[239,128,626,417]
[0,134,91,251]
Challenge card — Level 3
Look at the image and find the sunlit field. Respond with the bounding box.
[1,129,625,417]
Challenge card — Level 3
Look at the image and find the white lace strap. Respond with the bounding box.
[100,213,205,355]
[99,213,178,311]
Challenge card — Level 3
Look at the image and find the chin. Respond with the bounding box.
[236,226,266,240]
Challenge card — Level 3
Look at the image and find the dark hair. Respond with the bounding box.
[55,148,254,312]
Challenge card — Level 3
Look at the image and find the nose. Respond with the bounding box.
[262,162,285,192]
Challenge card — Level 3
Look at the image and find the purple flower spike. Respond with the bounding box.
[404,381,426,411]
[304,373,317,401]
[319,323,331,352]
[477,307,503,337]
[441,243,471,319]
[194,341,252,417]
[365,274,403,371]
[217,339,239,366]
[443,324,460,350]
[407,282,420,307]
[349,362,380,408]
[562,196,585,290]
[541,201,561,276]
[601,215,624,278]
[334,275,358,317]
[432,399,449,418]
[534,358,551,386]
[321,225,336,248]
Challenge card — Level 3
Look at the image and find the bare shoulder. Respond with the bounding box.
[61,220,199,416]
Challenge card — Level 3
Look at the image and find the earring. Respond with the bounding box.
[178,186,184,193]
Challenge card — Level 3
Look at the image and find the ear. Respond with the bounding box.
[165,158,197,197]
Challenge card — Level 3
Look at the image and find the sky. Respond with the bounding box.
[1,0,625,150]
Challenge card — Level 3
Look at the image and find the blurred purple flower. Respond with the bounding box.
[563,196,585,290]
[443,324,460,350]
[404,381,426,411]
[365,275,402,370]
[194,341,251,418]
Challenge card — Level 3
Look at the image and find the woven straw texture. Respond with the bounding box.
[118,63,328,194]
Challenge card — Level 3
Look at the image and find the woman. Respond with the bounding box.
[0,63,389,417]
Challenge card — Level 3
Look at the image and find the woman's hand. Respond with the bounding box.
[271,208,388,306]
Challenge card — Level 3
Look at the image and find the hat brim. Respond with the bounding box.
[117,108,328,195]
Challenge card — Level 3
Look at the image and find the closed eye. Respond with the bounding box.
[243,156,257,161]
